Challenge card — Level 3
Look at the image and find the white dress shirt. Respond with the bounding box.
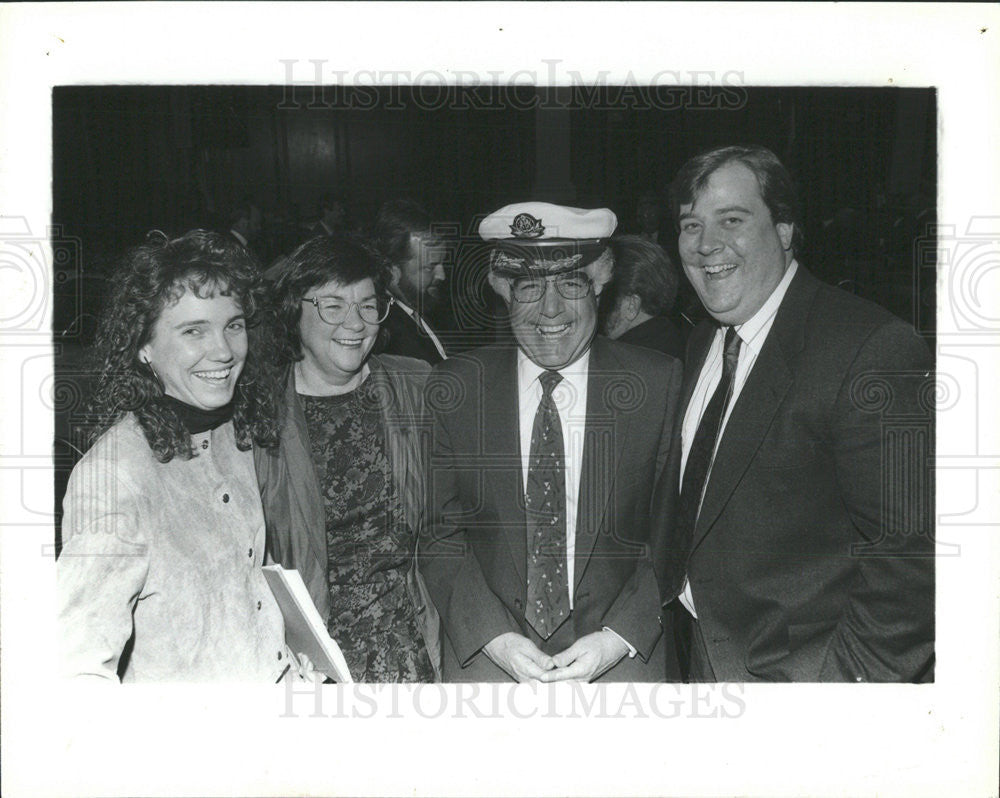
[679,260,799,618]
[517,349,589,606]
[394,297,447,360]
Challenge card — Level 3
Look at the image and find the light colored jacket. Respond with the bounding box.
[58,416,288,682]
[254,354,442,681]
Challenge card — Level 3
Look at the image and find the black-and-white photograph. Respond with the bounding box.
[2,4,998,797]
[50,82,938,684]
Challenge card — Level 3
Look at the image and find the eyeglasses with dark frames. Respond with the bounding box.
[302,295,394,325]
[510,273,593,303]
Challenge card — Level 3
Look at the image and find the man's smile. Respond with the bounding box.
[536,322,572,338]
[701,262,739,278]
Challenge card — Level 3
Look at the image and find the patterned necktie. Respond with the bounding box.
[677,326,742,541]
[524,369,570,638]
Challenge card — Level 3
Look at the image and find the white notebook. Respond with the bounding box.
[262,564,353,683]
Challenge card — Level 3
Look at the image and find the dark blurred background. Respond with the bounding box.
[51,84,937,542]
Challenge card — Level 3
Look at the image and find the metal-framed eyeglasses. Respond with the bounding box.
[510,272,593,303]
[302,295,394,325]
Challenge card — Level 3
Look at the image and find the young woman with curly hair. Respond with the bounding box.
[58,229,305,682]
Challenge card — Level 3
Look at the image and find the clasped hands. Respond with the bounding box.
[483,630,629,683]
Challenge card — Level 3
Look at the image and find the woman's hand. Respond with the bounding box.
[279,649,323,682]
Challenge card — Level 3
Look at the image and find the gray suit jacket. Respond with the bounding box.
[420,336,684,681]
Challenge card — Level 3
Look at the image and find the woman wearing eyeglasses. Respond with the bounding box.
[256,235,441,682]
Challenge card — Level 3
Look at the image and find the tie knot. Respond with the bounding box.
[722,326,741,372]
[539,370,563,397]
[723,325,741,352]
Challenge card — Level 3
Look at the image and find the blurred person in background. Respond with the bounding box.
[600,234,686,361]
[373,199,449,364]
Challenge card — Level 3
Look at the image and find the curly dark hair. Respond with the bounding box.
[271,233,392,363]
[88,229,281,462]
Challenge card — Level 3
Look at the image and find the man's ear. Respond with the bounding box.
[388,263,403,290]
[777,222,794,251]
[623,293,642,321]
[487,272,512,305]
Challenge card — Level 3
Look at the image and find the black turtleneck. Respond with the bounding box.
[162,395,235,434]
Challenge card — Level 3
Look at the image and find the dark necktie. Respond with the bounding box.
[677,326,742,540]
[524,369,570,638]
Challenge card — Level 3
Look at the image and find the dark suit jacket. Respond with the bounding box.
[382,302,445,365]
[420,336,684,681]
[618,316,686,362]
[672,266,935,682]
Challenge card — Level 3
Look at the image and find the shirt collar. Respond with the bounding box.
[393,296,416,318]
[734,259,798,355]
[517,346,591,399]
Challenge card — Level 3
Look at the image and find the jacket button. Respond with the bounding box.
[248,547,253,558]
[514,599,523,610]
[277,651,283,661]
[222,493,230,503]
[257,600,262,610]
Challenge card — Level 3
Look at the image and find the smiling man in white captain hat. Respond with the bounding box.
[420,201,685,682]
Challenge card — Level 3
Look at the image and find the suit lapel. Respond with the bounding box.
[282,371,328,570]
[481,347,527,584]
[691,268,817,551]
[574,337,630,590]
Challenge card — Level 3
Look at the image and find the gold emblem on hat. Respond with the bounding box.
[510,213,545,238]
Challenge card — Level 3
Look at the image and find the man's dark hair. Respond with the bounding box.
[669,144,803,255]
[373,199,431,265]
[227,197,257,227]
[636,191,661,212]
[606,235,679,317]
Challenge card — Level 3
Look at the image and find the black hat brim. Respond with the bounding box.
[489,238,610,277]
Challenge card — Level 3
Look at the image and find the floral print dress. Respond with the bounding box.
[299,379,434,682]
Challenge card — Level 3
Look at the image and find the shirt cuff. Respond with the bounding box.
[602,626,637,658]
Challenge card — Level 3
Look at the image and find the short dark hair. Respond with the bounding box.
[636,191,661,210]
[89,229,278,462]
[373,199,431,265]
[669,144,803,255]
[272,234,391,361]
[606,235,679,316]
